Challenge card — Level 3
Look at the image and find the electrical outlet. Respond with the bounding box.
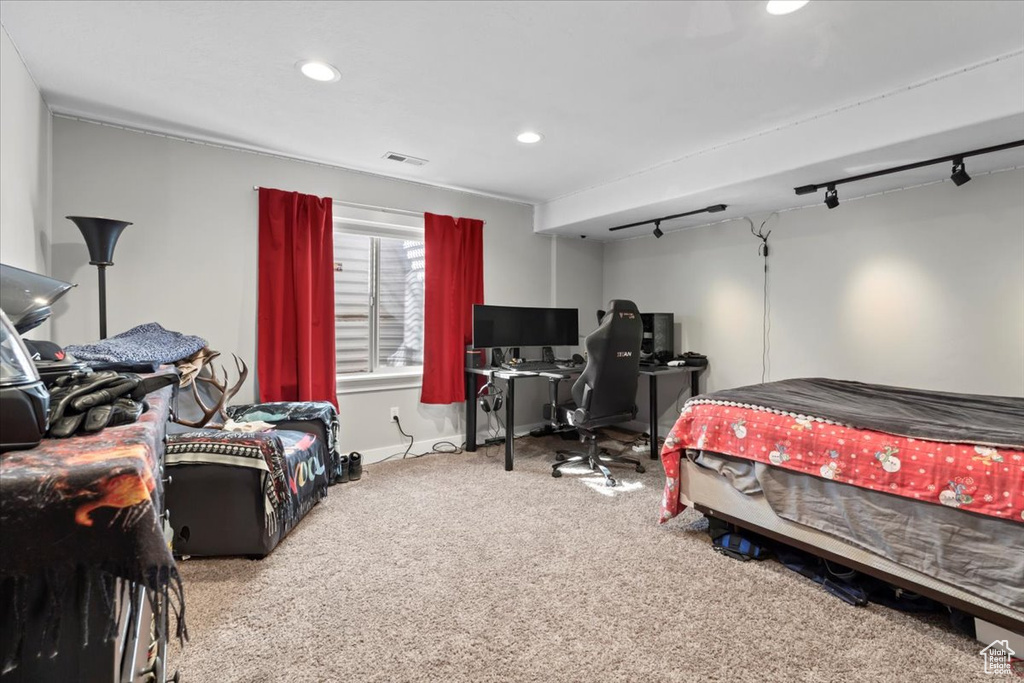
[390,407,400,422]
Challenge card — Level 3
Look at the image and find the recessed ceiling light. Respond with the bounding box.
[298,60,341,82]
[766,0,809,15]
[517,131,543,144]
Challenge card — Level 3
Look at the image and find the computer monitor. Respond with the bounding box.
[472,305,579,348]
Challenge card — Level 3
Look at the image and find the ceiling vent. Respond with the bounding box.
[383,152,428,166]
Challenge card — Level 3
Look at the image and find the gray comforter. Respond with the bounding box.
[703,377,1024,448]
[693,451,1024,611]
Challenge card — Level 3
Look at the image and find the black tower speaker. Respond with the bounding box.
[641,313,674,360]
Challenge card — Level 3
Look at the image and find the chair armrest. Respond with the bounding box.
[580,384,592,411]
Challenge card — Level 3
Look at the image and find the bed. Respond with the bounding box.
[659,378,1024,636]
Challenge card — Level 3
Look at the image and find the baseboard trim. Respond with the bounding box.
[348,421,551,465]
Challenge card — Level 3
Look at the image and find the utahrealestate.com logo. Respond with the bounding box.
[979,640,1018,676]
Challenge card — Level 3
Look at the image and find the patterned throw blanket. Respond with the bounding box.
[166,402,338,540]
[66,323,207,364]
[165,431,296,538]
[227,402,342,482]
[0,386,185,673]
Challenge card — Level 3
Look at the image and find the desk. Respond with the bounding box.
[464,364,705,471]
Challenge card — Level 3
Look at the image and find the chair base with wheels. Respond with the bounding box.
[551,427,645,487]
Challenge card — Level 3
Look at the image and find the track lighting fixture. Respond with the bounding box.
[608,204,728,233]
[950,158,971,186]
[824,185,839,209]
[795,139,1022,204]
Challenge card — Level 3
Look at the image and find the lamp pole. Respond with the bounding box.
[97,264,108,339]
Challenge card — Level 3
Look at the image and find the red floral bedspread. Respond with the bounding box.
[660,401,1024,524]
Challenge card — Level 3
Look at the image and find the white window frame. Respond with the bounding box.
[334,206,425,394]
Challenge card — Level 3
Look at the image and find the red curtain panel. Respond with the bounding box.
[421,212,484,404]
[257,188,338,409]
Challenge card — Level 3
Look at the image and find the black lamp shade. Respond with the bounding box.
[67,216,132,265]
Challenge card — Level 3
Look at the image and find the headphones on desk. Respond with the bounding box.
[477,380,503,413]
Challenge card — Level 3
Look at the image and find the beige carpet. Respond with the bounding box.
[172,437,993,682]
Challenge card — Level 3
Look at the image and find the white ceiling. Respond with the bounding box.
[2,0,1023,238]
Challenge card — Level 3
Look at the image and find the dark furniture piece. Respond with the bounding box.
[165,401,337,558]
[464,359,704,471]
[549,300,645,486]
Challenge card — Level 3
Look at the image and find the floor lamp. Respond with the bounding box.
[66,216,132,339]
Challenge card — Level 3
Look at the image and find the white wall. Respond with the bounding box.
[604,168,1024,432]
[50,117,568,459]
[552,235,605,340]
[0,27,51,277]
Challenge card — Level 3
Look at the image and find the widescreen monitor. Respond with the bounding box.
[472,305,579,348]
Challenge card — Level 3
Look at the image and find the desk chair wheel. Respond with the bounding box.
[552,469,563,478]
[635,464,646,473]
[606,477,617,487]
[555,451,567,462]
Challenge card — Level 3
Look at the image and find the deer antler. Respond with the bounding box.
[197,354,248,406]
[175,365,229,428]
[172,355,249,429]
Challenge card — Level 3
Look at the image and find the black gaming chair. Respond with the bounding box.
[552,299,645,486]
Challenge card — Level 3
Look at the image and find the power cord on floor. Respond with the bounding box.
[394,416,415,459]
[378,415,467,462]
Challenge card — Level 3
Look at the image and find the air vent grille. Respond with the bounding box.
[383,152,428,166]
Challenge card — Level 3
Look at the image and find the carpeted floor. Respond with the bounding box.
[172,436,993,682]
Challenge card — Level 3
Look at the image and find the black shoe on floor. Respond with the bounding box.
[349,452,363,481]
[337,454,350,483]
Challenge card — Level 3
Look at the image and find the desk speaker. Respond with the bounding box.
[466,349,487,369]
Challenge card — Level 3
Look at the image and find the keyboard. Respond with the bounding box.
[500,360,562,372]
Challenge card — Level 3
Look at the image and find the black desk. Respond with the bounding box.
[464,364,704,471]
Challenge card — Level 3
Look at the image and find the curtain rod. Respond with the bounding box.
[252,185,486,223]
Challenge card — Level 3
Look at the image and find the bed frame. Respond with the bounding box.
[678,457,1024,635]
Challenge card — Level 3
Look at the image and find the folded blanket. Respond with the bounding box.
[67,323,207,364]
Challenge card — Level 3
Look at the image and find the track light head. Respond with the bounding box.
[653,221,664,239]
[951,158,971,186]
[824,185,839,209]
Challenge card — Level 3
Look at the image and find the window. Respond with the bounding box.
[334,210,424,378]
